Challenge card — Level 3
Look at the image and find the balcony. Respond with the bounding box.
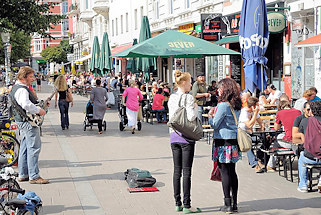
[80,10,96,23]
[69,3,79,15]
[93,0,109,16]
[70,33,83,44]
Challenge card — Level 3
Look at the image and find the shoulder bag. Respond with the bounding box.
[167,94,203,141]
[66,89,73,103]
[228,103,252,152]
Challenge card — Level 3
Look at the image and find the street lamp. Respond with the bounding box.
[1,32,11,87]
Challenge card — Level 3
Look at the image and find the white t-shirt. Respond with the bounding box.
[267,90,282,104]
[238,108,260,131]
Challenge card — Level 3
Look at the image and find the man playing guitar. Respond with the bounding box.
[9,66,49,184]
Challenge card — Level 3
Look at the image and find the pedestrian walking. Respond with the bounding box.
[36,73,41,91]
[9,66,49,184]
[208,78,242,213]
[122,79,143,134]
[54,75,73,130]
[168,70,201,213]
[191,74,210,121]
[90,79,108,134]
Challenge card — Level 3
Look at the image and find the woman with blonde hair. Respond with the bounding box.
[122,79,143,134]
[54,75,73,130]
[168,70,201,213]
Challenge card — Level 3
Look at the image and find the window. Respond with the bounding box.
[140,6,144,19]
[62,1,68,15]
[116,18,118,35]
[134,9,137,30]
[126,13,128,32]
[154,1,159,20]
[121,15,123,34]
[85,0,89,10]
[186,0,190,8]
[112,20,114,36]
[45,40,49,48]
[62,19,69,32]
[35,40,41,52]
[169,0,173,14]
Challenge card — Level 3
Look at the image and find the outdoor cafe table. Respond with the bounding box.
[249,129,283,172]
[259,109,277,115]
[263,104,277,109]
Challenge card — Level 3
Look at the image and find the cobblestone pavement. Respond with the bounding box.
[17,83,321,215]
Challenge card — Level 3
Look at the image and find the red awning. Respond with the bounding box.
[111,44,132,55]
[295,34,321,48]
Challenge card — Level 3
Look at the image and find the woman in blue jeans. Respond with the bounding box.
[168,70,201,213]
[54,75,73,130]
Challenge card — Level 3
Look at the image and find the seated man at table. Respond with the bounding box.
[267,100,301,171]
[294,90,313,113]
[262,85,282,105]
[292,102,313,155]
[239,97,265,173]
[293,101,321,193]
[152,88,167,123]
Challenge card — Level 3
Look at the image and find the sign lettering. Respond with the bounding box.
[168,42,195,48]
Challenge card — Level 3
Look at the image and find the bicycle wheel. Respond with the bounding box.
[0,133,20,167]
[0,178,21,202]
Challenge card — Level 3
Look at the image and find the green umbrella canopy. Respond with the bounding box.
[98,32,113,74]
[137,16,155,82]
[113,30,241,58]
[126,39,139,74]
[90,36,101,73]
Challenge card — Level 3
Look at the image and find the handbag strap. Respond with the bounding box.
[227,102,238,126]
[178,93,187,108]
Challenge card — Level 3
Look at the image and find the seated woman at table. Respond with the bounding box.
[152,88,167,123]
[294,89,313,113]
[151,82,158,96]
[239,97,265,173]
[267,100,301,171]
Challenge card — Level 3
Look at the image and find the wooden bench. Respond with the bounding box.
[269,148,296,182]
[304,164,321,191]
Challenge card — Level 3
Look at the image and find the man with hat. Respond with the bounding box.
[192,73,210,121]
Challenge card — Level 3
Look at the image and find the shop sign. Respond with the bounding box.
[179,23,194,34]
[267,12,286,33]
[201,14,226,41]
[221,13,241,36]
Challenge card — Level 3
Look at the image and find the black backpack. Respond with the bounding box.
[124,168,156,188]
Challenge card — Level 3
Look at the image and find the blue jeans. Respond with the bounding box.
[298,151,321,189]
[17,122,41,180]
[247,150,258,168]
[58,100,69,129]
[154,108,166,122]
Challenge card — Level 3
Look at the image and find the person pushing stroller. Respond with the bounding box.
[90,79,108,134]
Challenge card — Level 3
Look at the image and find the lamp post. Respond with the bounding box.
[1,32,11,87]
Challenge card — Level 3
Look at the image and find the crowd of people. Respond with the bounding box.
[6,66,321,214]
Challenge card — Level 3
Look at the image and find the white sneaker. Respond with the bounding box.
[297,187,308,193]
[318,181,321,193]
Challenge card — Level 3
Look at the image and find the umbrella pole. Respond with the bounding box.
[169,56,173,92]
[261,64,263,92]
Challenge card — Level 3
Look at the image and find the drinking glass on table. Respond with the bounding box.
[264,120,270,131]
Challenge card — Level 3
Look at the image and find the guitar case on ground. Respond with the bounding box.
[124,168,156,188]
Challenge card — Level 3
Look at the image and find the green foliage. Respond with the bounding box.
[41,46,67,63]
[59,40,73,54]
[0,30,31,64]
[0,0,65,37]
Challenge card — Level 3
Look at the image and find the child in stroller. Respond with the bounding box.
[83,101,107,131]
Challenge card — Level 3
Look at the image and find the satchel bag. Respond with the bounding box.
[228,103,252,152]
[167,94,203,141]
[66,89,73,103]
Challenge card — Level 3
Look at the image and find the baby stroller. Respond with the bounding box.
[83,101,107,131]
[118,96,142,131]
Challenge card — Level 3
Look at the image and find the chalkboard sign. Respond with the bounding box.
[230,55,241,85]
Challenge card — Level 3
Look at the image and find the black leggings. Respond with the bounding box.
[91,119,103,132]
[218,162,238,199]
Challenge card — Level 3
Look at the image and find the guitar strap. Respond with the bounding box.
[8,93,30,122]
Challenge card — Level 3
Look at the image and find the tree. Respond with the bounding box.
[41,46,67,63]
[59,40,73,54]
[0,0,65,37]
[0,30,31,64]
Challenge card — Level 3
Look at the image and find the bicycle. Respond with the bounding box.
[0,121,20,168]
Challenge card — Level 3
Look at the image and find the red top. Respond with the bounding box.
[28,85,34,91]
[275,108,301,142]
[152,94,165,110]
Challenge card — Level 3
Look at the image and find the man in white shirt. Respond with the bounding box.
[239,97,265,173]
[9,66,49,184]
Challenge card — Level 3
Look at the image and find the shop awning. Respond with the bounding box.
[215,36,239,45]
[295,34,321,48]
[111,44,132,55]
[36,60,46,64]
[75,55,91,65]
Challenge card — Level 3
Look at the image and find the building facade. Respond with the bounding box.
[30,0,69,73]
